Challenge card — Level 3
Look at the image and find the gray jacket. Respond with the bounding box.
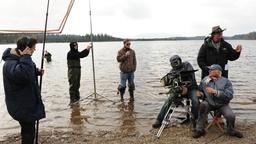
[199,76,234,108]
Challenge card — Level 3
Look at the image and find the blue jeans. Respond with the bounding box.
[119,72,135,89]
[156,89,199,122]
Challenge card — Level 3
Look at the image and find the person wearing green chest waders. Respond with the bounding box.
[67,42,92,104]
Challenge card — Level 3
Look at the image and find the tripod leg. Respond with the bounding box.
[156,105,176,138]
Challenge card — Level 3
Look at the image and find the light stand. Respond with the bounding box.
[78,0,115,103]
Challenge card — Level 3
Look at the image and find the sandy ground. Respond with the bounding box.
[1,122,255,144]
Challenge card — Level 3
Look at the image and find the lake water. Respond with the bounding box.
[0,40,256,139]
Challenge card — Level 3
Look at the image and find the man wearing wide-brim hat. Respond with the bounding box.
[197,26,242,79]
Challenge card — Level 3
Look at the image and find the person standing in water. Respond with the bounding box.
[44,50,52,62]
[67,42,91,104]
[117,39,137,102]
[2,37,46,144]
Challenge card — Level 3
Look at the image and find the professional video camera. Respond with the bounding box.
[156,69,198,139]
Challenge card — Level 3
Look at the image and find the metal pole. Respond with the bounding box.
[35,0,50,143]
[89,0,97,98]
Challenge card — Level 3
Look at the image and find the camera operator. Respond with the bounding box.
[152,55,199,129]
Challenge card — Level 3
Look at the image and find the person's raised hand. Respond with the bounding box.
[87,43,92,50]
[235,45,242,53]
[125,51,131,56]
[19,47,33,56]
[39,69,44,76]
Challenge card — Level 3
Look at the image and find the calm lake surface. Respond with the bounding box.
[0,40,256,139]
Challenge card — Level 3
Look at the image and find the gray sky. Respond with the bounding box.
[0,0,255,38]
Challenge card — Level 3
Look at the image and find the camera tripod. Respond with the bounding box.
[156,96,191,139]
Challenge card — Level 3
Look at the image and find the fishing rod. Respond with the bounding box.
[35,0,50,143]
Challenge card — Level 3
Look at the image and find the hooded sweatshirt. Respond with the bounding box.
[67,46,90,69]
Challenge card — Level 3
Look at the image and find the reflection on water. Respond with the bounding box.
[118,101,136,135]
[0,40,256,139]
[70,103,84,125]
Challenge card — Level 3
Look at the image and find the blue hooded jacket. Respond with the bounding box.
[2,48,45,122]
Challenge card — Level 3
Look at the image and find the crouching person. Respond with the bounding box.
[152,55,199,129]
[2,37,46,144]
[193,64,243,138]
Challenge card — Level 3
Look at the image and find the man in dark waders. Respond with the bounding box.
[67,42,91,104]
[2,37,46,144]
[117,39,137,102]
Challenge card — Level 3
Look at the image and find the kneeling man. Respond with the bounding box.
[194,64,243,138]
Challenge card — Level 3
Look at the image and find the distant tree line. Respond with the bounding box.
[232,32,256,40]
[0,33,123,44]
[0,31,255,44]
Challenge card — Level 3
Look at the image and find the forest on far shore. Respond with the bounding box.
[0,31,256,44]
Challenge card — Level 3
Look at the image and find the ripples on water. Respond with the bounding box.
[0,40,255,139]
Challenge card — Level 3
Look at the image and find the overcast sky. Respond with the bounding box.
[0,0,256,38]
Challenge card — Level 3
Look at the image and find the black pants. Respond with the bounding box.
[19,121,35,144]
[68,68,81,103]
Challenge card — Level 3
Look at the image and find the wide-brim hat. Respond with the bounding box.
[211,26,226,35]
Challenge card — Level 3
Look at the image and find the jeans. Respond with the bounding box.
[119,72,135,89]
[156,89,199,123]
[19,121,36,144]
[190,89,200,120]
[196,101,236,133]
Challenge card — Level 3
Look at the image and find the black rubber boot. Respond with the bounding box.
[152,120,161,128]
[118,85,126,102]
[128,84,135,101]
[129,90,134,101]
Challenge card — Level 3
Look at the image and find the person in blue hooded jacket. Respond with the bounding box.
[2,37,45,144]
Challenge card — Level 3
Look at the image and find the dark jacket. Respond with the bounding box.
[2,48,46,122]
[170,62,198,90]
[199,76,234,108]
[67,48,90,69]
[117,48,137,73]
[197,37,240,79]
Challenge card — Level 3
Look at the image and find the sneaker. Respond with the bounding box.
[152,120,162,128]
[192,130,205,138]
[229,130,243,138]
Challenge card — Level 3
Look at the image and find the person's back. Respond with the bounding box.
[1,37,45,144]
[2,48,45,121]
